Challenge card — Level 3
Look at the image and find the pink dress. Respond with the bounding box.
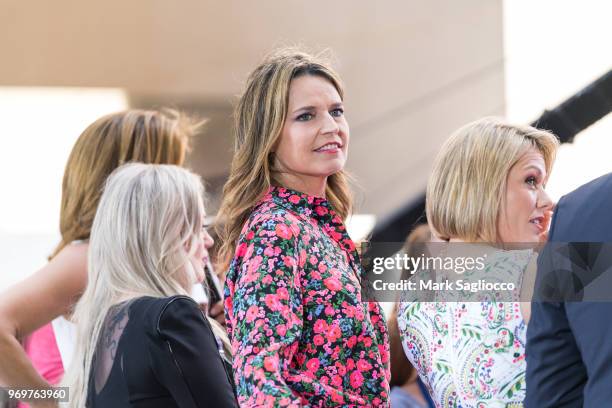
[19,323,64,408]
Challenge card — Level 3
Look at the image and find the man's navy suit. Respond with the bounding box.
[526,173,612,407]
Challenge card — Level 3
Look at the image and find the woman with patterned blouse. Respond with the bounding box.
[398,118,559,407]
[217,48,390,407]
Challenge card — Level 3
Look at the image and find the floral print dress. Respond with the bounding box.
[224,186,390,407]
[397,250,534,408]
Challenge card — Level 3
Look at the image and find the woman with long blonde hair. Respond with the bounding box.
[64,164,236,407]
[0,110,199,407]
[218,48,390,407]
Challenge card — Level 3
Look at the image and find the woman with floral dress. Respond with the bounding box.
[217,48,390,407]
[398,118,559,407]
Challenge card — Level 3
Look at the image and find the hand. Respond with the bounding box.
[207,301,225,326]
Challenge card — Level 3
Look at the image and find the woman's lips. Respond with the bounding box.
[314,142,342,153]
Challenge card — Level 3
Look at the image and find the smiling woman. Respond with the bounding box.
[273,74,349,197]
[217,49,353,266]
[217,48,391,407]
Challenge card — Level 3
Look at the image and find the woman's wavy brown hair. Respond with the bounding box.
[217,48,353,269]
[51,109,202,259]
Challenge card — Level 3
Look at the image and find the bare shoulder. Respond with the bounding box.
[39,242,89,294]
[0,243,89,337]
[53,242,89,272]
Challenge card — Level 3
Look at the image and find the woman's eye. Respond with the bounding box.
[330,108,344,117]
[526,176,537,187]
[297,113,313,121]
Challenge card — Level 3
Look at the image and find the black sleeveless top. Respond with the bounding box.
[86,296,237,408]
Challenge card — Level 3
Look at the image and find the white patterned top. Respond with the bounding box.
[397,249,533,408]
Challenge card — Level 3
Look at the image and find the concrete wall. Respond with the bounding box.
[0,0,505,219]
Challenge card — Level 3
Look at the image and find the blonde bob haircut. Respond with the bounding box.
[427,117,559,243]
[64,164,227,407]
[52,109,200,259]
[217,47,352,268]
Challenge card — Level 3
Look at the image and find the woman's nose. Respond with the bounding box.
[538,188,554,210]
[320,112,340,135]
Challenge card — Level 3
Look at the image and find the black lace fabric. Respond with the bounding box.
[92,302,130,395]
[85,296,237,407]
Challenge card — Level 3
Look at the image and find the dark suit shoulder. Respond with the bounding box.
[560,172,612,208]
[551,172,612,242]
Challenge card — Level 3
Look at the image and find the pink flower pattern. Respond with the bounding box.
[225,187,390,407]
